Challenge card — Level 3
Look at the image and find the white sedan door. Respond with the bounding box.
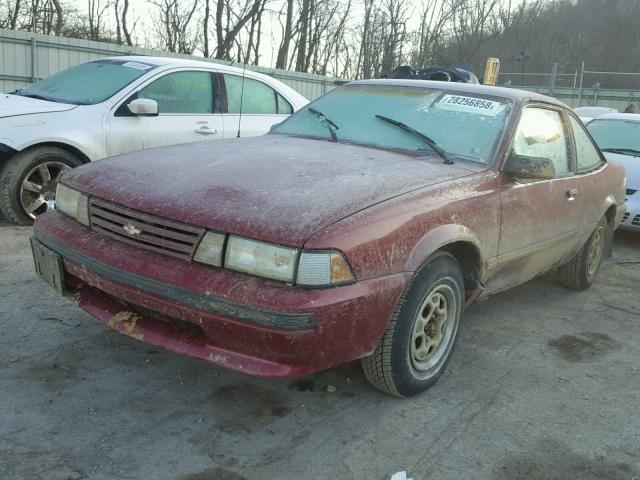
[107,70,223,156]
[220,73,292,138]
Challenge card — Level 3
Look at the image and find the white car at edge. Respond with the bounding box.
[586,112,640,231]
[0,56,308,224]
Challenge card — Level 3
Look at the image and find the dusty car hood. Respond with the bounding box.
[63,136,481,246]
[0,93,76,118]
[604,152,640,189]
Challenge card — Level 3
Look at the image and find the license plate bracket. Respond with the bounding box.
[31,238,66,294]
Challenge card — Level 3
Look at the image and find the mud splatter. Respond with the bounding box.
[182,466,246,480]
[212,384,290,433]
[288,378,316,392]
[495,438,633,480]
[107,311,144,340]
[548,332,621,363]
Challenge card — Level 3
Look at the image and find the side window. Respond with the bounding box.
[513,108,570,174]
[139,71,213,114]
[224,74,277,114]
[569,116,604,171]
[277,93,293,114]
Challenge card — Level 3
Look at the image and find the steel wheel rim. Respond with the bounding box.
[19,161,70,219]
[587,225,605,277]
[410,282,458,375]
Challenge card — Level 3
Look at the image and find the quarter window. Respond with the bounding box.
[513,108,570,174]
[224,74,282,114]
[569,116,604,171]
[139,71,214,114]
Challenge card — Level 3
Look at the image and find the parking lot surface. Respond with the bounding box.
[1,220,639,480]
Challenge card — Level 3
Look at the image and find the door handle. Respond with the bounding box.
[567,188,579,201]
[194,126,218,135]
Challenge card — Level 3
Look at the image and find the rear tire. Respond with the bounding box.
[559,217,607,290]
[361,251,464,397]
[0,147,81,225]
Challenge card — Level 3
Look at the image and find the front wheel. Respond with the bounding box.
[361,251,464,397]
[559,217,608,290]
[0,147,82,225]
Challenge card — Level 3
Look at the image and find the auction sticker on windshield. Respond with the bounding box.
[122,61,152,70]
[437,94,505,116]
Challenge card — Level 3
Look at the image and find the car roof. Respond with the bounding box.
[95,55,309,106]
[591,112,640,122]
[100,55,277,79]
[349,79,569,108]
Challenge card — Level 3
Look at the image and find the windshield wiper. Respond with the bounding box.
[374,114,453,164]
[601,147,640,157]
[308,107,339,141]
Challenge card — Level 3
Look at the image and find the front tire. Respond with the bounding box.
[559,217,608,290]
[0,147,81,225]
[361,251,464,397]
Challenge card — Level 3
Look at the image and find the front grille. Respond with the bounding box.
[622,212,630,222]
[633,214,640,227]
[89,198,205,260]
[626,188,637,196]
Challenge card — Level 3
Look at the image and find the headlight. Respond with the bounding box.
[55,183,89,226]
[225,236,298,283]
[193,231,226,267]
[297,251,355,286]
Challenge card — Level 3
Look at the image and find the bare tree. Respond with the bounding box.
[150,0,198,53]
[275,0,294,69]
[212,0,265,60]
[121,0,134,46]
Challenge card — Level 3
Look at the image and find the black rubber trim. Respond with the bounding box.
[33,231,316,331]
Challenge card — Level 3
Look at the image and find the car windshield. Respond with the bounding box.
[587,119,640,157]
[272,84,512,164]
[14,59,157,105]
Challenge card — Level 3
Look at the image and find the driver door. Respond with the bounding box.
[107,70,223,156]
[494,105,583,288]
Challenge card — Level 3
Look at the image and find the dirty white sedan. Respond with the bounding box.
[0,56,308,224]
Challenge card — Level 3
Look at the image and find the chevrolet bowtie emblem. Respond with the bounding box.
[123,223,141,236]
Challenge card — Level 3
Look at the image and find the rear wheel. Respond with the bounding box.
[0,147,81,225]
[361,251,464,397]
[559,217,607,290]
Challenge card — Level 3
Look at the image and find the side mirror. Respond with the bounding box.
[127,98,159,117]
[503,153,556,180]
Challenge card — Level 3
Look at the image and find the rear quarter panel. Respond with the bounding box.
[582,160,627,229]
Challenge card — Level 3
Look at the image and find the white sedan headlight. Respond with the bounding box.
[225,236,299,283]
[55,183,89,226]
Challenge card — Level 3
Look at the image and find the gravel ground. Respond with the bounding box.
[1,220,639,480]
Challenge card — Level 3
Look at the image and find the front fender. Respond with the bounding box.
[404,224,485,276]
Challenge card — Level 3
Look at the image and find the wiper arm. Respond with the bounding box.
[308,107,339,141]
[374,114,453,164]
[601,147,640,157]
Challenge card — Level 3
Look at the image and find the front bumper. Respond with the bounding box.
[33,211,409,377]
[619,196,640,231]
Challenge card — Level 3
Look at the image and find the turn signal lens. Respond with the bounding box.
[297,251,355,286]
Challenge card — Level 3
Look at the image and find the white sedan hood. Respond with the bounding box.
[0,93,76,118]
[605,152,640,189]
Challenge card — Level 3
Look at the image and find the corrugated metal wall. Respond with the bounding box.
[0,29,340,99]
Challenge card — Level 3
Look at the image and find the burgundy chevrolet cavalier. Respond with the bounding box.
[31,80,626,396]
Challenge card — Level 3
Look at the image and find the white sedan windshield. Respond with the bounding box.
[16,59,157,105]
